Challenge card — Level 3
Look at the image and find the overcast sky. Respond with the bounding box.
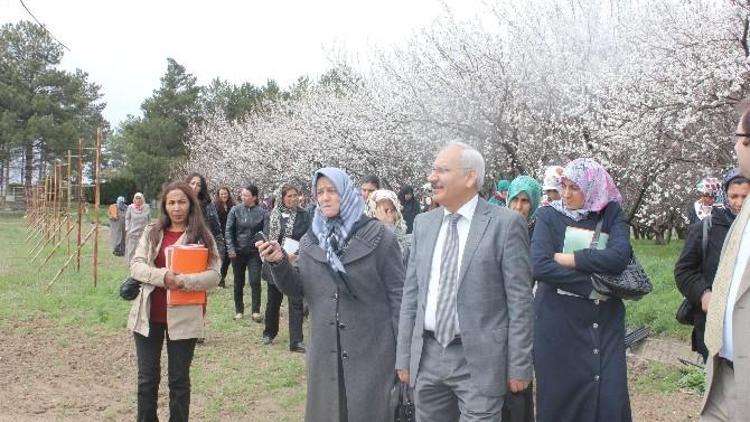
[1,0,484,127]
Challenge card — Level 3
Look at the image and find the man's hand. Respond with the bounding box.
[256,240,284,264]
[164,271,182,289]
[702,290,712,313]
[228,251,237,259]
[397,369,410,384]
[507,378,530,393]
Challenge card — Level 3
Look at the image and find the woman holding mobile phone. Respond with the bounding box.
[257,168,405,422]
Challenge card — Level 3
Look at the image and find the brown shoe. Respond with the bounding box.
[251,313,263,323]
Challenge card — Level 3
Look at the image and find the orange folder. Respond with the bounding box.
[166,244,208,306]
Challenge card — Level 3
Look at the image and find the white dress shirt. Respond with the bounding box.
[423,194,479,333]
[720,219,750,361]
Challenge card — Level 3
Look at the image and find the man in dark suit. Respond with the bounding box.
[396,142,534,421]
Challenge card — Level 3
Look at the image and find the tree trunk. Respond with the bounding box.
[24,142,34,188]
[654,230,666,245]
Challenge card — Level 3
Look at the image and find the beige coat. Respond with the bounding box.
[127,224,220,340]
[702,197,750,417]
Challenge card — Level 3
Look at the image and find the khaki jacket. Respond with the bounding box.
[702,197,750,417]
[127,224,220,340]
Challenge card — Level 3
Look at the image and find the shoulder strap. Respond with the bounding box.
[590,218,604,249]
[701,214,712,258]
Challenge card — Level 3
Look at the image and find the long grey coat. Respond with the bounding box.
[269,218,405,422]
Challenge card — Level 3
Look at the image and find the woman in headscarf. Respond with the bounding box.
[366,189,411,265]
[675,169,750,362]
[508,175,543,238]
[261,183,310,353]
[687,177,723,225]
[125,192,151,265]
[503,175,543,422]
[541,165,564,206]
[531,158,633,422]
[488,179,510,206]
[257,168,405,422]
[109,196,128,256]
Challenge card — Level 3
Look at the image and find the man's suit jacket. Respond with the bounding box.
[395,197,534,397]
[702,197,750,417]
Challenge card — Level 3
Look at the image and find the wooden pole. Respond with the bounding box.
[43,174,50,241]
[76,139,84,272]
[67,150,72,255]
[93,128,101,287]
[54,163,60,245]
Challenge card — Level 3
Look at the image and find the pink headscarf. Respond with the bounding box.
[551,158,622,221]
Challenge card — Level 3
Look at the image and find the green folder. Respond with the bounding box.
[563,226,608,253]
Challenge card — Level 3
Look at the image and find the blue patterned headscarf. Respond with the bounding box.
[311,168,365,273]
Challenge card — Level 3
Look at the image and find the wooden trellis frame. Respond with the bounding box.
[22,129,104,290]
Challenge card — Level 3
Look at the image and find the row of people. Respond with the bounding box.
[108,192,151,263]
[255,143,632,422]
[125,106,750,421]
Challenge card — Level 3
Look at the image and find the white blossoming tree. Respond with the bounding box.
[185,0,750,243]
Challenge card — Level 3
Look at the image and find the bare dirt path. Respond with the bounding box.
[0,318,702,421]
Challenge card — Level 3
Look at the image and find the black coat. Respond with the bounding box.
[401,200,421,234]
[225,204,267,255]
[674,207,734,358]
[202,201,225,253]
[531,203,633,422]
[217,203,231,232]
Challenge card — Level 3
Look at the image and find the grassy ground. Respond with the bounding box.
[626,239,691,338]
[0,215,699,419]
[0,214,306,420]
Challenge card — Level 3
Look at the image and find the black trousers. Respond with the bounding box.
[263,282,304,347]
[219,250,231,283]
[232,252,262,314]
[134,322,197,422]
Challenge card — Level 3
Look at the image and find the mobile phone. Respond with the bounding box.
[254,231,268,243]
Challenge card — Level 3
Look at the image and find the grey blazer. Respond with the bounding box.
[395,198,534,397]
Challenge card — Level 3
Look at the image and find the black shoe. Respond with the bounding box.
[218,280,225,288]
[290,342,306,353]
[262,335,273,345]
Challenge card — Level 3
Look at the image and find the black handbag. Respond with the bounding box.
[675,298,695,325]
[394,383,416,422]
[589,219,653,301]
[119,277,141,300]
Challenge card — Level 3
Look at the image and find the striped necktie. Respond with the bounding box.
[435,213,461,347]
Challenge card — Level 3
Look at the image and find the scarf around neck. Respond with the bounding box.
[269,202,297,245]
[311,168,365,273]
